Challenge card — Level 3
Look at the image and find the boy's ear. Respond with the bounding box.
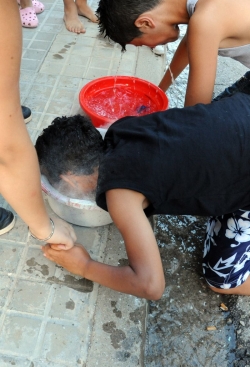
[134,16,156,31]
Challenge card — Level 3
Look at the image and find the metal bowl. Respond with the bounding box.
[41,175,112,227]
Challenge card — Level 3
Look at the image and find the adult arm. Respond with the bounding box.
[158,34,189,92]
[43,189,165,300]
[0,0,76,248]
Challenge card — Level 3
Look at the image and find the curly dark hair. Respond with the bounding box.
[96,0,161,50]
[35,115,104,186]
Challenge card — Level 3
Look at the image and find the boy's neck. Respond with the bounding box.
[159,0,190,24]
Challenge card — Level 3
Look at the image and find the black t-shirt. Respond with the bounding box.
[96,92,250,217]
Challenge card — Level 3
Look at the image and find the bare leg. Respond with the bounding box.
[63,0,85,34]
[209,275,250,296]
[76,0,98,22]
[19,0,33,8]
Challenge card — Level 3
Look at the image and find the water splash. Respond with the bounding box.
[86,86,158,120]
[166,51,179,107]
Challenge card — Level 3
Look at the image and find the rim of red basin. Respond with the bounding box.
[79,75,169,127]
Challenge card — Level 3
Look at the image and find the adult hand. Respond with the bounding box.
[30,216,77,250]
[46,217,77,250]
[42,243,91,277]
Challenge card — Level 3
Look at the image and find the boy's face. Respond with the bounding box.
[58,169,99,200]
[130,26,179,47]
[129,14,180,48]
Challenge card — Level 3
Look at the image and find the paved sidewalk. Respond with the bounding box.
[0,1,165,366]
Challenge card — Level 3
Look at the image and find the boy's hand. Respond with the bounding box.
[42,243,91,277]
[42,189,165,300]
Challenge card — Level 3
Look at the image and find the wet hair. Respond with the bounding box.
[97,0,161,51]
[35,115,104,186]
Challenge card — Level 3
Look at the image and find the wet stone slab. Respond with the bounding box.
[86,223,147,367]
[228,296,250,366]
[145,215,236,367]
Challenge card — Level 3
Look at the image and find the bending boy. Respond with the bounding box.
[38,77,250,300]
[97,0,250,106]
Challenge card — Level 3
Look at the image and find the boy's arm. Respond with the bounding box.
[158,34,189,92]
[184,10,222,106]
[42,189,165,300]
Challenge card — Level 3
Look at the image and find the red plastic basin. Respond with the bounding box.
[79,76,169,128]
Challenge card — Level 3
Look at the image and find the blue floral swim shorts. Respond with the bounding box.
[203,209,250,289]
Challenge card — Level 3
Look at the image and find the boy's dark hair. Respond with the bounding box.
[96,0,161,51]
[35,115,103,186]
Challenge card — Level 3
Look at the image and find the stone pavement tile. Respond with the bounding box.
[0,242,25,274]
[31,73,59,87]
[49,41,76,54]
[28,40,54,52]
[0,288,95,366]
[45,98,75,114]
[136,46,166,86]
[57,75,82,89]
[29,84,55,102]
[71,45,93,58]
[20,69,37,84]
[39,61,65,76]
[0,215,111,366]
[21,58,43,72]
[63,65,87,78]
[0,357,31,367]
[44,51,66,64]
[9,280,51,314]
[0,276,12,308]
[52,87,78,104]
[34,32,56,43]
[85,67,109,80]
[22,49,48,61]
[0,314,42,354]
[86,224,147,367]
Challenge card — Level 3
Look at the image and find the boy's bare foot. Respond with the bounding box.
[76,1,98,23]
[64,9,86,34]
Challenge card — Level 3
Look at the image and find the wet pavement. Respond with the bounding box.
[146,215,236,367]
[0,4,249,367]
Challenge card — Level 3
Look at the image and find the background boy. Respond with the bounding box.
[97,0,250,107]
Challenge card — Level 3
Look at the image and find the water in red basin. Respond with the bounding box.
[79,76,169,128]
